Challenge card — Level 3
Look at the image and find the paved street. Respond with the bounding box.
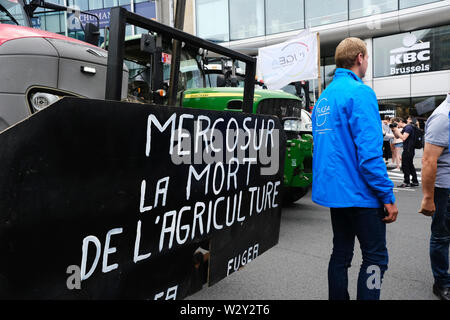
[189,152,439,300]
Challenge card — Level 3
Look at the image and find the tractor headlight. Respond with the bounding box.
[30,92,61,111]
[283,119,302,132]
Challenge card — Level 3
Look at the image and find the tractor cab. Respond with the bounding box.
[115,33,206,104]
[118,32,312,204]
[0,0,30,27]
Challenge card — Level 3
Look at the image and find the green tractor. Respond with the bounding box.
[119,33,313,204]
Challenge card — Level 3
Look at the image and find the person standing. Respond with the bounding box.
[311,37,398,300]
[382,116,393,165]
[418,93,450,300]
[392,118,403,171]
[392,117,419,187]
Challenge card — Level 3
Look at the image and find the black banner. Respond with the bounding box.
[0,97,284,299]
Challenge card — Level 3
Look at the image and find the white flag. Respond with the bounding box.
[257,31,318,90]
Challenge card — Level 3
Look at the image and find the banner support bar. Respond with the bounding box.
[317,32,322,98]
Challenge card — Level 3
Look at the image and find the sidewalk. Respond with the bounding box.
[413,148,423,172]
[386,148,423,172]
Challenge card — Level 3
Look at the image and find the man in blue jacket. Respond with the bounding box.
[312,37,398,300]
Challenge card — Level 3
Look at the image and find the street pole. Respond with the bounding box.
[167,0,186,106]
[317,32,321,97]
[63,0,68,37]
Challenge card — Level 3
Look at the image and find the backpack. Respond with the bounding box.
[413,125,424,149]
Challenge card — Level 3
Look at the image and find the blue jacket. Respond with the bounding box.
[311,68,395,208]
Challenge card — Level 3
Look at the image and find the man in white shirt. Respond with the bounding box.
[419,93,450,300]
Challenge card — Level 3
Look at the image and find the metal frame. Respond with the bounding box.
[105,6,256,113]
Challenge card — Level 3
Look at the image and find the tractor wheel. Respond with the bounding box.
[282,186,309,205]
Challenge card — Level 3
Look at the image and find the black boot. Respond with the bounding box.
[433,284,450,300]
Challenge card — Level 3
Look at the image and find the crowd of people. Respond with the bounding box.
[382,116,421,187]
[382,116,403,171]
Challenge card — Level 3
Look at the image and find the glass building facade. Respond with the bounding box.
[375,24,450,124]
[196,0,445,41]
[378,95,446,123]
[34,0,450,120]
[318,22,449,121]
[196,0,449,119]
[34,0,156,43]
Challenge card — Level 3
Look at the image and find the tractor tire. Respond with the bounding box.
[282,186,309,205]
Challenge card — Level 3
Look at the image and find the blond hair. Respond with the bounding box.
[335,37,367,69]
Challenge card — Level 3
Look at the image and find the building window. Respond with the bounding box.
[229,0,265,40]
[69,30,86,41]
[134,1,156,34]
[1,1,26,26]
[378,97,412,120]
[378,95,446,125]
[433,25,450,72]
[88,0,104,10]
[126,24,132,36]
[373,25,450,77]
[103,0,118,8]
[45,13,62,33]
[265,0,304,35]
[47,0,64,5]
[196,0,229,42]
[35,14,46,30]
[323,56,336,88]
[305,0,347,27]
[399,0,442,9]
[60,12,66,32]
[412,95,446,122]
[349,0,398,19]
[135,1,156,19]
[74,0,89,11]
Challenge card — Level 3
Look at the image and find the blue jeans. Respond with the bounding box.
[430,187,450,288]
[329,207,388,300]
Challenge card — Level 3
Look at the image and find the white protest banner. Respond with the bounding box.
[257,31,318,90]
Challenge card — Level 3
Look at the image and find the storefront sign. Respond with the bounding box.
[389,34,431,75]
[68,8,108,31]
[372,25,450,78]
[379,109,396,118]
